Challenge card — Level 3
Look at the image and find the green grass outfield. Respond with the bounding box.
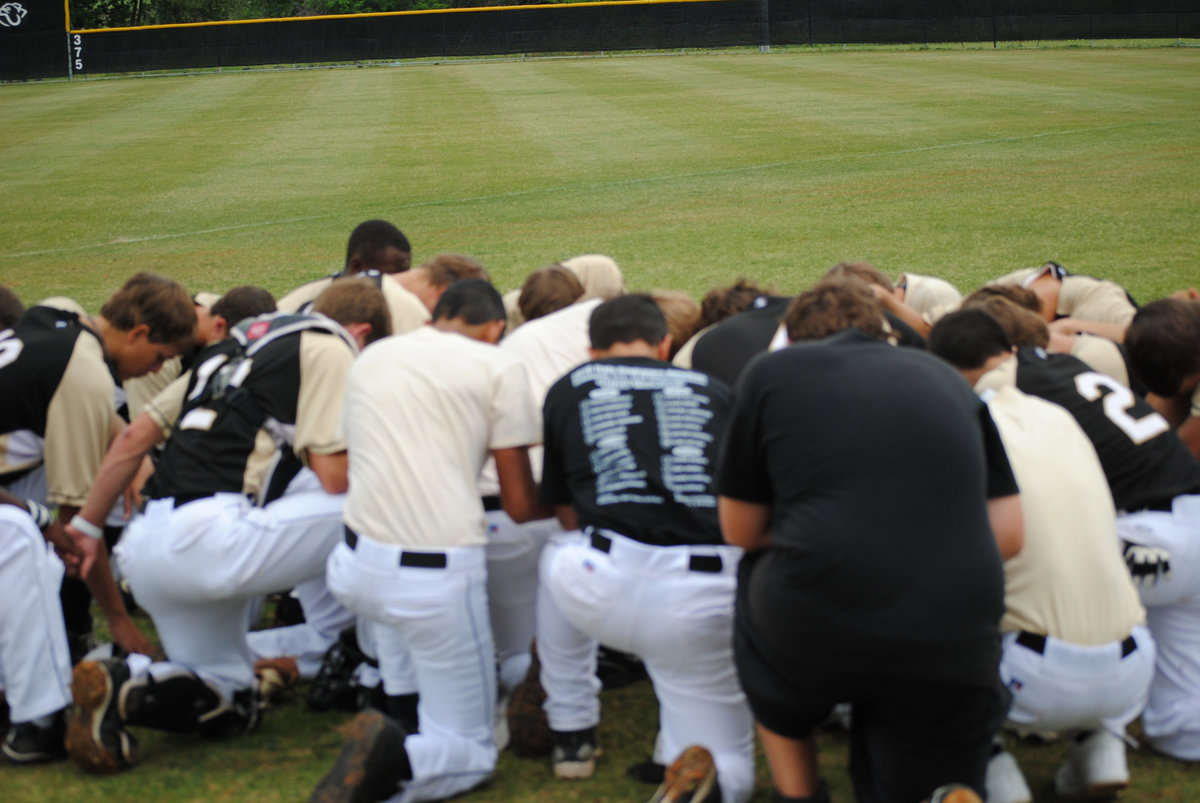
[1,44,1198,306]
[2,43,1200,800]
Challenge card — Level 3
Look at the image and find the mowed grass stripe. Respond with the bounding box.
[1,48,1197,305]
[2,117,1187,272]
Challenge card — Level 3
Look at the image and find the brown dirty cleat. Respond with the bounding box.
[64,659,138,774]
[507,639,552,758]
[254,656,300,705]
[309,709,410,803]
[648,745,720,803]
[928,784,983,803]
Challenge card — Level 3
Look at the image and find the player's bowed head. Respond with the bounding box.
[430,278,508,345]
[783,278,891,344]
[96,273,197,381]
[312,277,393,349]
[587,293,672,361]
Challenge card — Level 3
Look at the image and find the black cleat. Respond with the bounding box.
[310,709,411,803]
[2,711,67,764]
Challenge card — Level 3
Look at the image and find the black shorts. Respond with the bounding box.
[735,621,1009,803]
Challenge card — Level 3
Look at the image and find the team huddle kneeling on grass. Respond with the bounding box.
[3,219,1200,803]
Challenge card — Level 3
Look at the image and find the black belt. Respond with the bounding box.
[344,526,448,569]
[140,493,250,513]
[1016,631,1137,658]
[589,531,724,574]
[481,495,502,512]
[1130,497,1175,513]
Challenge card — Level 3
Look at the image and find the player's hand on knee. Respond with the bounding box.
[1122,541,1172,588]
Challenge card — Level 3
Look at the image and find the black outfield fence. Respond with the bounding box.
[1,1,69,80]
[2,0,1197,81]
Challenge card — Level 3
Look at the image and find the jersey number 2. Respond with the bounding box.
[1074,372,1169,445]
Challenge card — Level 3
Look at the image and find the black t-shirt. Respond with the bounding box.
[1013,347,1200,511]
[691,296,792,389]
[540,356,731,547]
[691,296,924,388]
[718,329,1014,687]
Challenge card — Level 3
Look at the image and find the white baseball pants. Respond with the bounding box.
[484,510,559,693]
[1000,625,1155,735]
[0,505,73,723]
[538,529,755,803]
[326,535,497,803]
[114,487,345,698]
[1118,494,1200,760]
[245,468,355,679]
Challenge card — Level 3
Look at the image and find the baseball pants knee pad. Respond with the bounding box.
[119,670,260,736]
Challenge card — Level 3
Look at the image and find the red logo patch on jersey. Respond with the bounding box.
[246,321,271,340]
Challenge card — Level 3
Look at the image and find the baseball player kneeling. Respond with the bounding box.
[535,294,755,803]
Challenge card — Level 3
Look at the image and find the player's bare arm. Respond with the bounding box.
[1048,317,1127,343]
[554,504,578,532]
[869,282,932,337]
[986,492,1025,560]
[63,412,167,658]
[308,450,350,495]
[59,498,155,656]
[494,445,551,523]
[1176,416,1200,461]
[718,496,772,552]
[66,413,167,577]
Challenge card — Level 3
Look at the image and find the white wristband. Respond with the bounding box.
[70,514,104,540]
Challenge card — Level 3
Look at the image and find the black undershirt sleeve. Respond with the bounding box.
[537,383,572,508]
[716,364,774,504]
[979,403,1020,499]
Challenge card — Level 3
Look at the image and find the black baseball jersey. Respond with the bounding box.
[0,304,116,503]
[0,306,93,452]
[540,356,731,547]
[144,313,357,506]
[1011,347,1200,511]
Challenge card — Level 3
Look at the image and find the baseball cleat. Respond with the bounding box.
[626,757,667,785]
[2,711,67,764]
[551,726,600,779]
[648,745,720,803]
[507,639,551,758]
[985,750,1033,803]
[1055,729,1130,799]
[928,784,983,803]
[309,709,410,803]
[254,656,300,706]
[65,658,138,774]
